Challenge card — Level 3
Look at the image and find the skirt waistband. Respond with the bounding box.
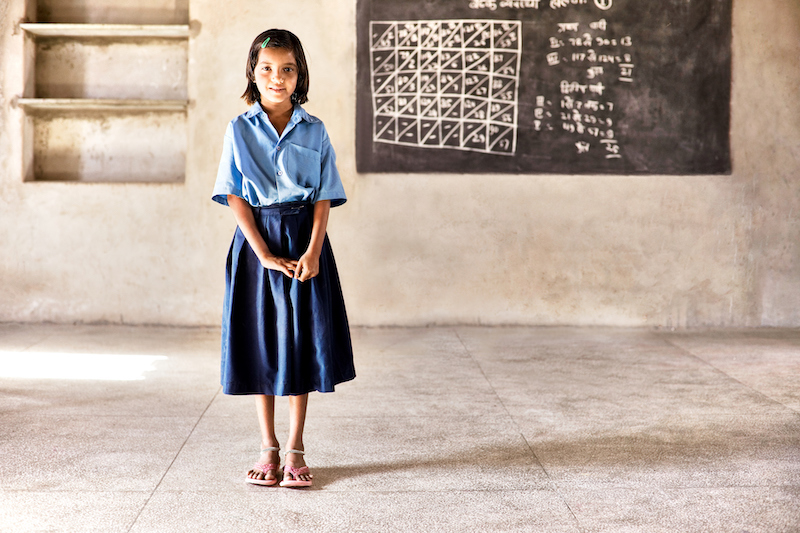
[252,202,310,216]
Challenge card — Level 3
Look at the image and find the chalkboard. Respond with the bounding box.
[356,0,732,174]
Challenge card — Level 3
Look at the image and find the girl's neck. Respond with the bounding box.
[260,100,294,135]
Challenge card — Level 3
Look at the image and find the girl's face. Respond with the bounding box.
[254,47,299,110]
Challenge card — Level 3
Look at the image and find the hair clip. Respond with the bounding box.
[261,37,270,48]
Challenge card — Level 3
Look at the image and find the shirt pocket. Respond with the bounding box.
[281,143,321,190]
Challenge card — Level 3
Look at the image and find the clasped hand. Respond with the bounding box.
[259,252,319,282]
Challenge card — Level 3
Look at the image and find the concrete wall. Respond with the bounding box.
[1,0,799,327]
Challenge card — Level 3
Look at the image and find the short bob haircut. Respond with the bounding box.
[241,29,310,106]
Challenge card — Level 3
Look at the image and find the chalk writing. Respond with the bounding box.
[560,81,606,96]
[370,20,522,155]
[499,0,541,7]
[619,63,634,82]
[566,34,632,47]
[468,0,541,9]
[594,0,613,10]
[532,95,554,132]
[468,0,498,10]
[589,18,607,31]
[550,0,588,9]
[571,51,633,64]
[467,0,613,9]
[541,19,633,158]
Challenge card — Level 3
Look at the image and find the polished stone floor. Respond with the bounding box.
[0,324,798,532]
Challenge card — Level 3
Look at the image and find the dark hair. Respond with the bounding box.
[241,29,309,106]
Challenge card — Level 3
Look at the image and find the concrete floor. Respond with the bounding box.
[0,324,798,533]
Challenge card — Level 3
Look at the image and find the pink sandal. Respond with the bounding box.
[279,449,313,488]
[246,447,280,486]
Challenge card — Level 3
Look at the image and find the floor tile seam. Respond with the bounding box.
[450,329,542,435]
[11,331,58,353]
[312,414,510,420]
[661,338,800,415]
[529,436,800,447]
[452,328,585,532]
[4,414,205,419]
[555,484,800,493]
[201,415,511,421]
[450,330,559,454]
[125,386,223,533]
[529,446,800,454]
[203,415,453,419]
[147,487,562,495]
[0,489,153,494]
[661,484,800,490]
[506,410,797,420]
[551,481,798,489]
[654,330,800,343]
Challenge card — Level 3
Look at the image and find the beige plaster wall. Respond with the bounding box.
[1,0,799,327]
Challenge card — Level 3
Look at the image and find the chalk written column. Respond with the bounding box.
[369,20,522,155]
[535,18,633,160]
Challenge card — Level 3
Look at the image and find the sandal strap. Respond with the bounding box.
[260,447,280,453]
[283,464,312,477]
[253,463,279,472]
[285,449,305,455]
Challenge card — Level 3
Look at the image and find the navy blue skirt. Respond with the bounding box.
[220,202,355,396]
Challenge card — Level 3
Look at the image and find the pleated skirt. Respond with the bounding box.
[220,202,355,396]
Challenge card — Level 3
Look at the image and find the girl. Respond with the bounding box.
[212,29,355,488]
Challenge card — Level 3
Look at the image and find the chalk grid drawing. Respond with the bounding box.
[370,20,522,155]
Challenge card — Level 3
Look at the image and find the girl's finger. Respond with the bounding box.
[283,260,297,278]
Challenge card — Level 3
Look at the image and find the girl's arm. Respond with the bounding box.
[227,195,297,278]
[295,200,331,282]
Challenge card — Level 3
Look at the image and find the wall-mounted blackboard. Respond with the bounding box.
[356,0,731,174]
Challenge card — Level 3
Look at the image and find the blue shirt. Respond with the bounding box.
[212,104,346,208]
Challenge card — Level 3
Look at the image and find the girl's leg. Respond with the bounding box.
[284,393,312,482]
[248,395,281,482]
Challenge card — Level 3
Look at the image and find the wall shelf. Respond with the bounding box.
[19,23,190,38]
[17,98,189,112]
[18,3,190,183]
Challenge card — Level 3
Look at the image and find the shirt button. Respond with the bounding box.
[277,171,283,176]
[276,146,281,151]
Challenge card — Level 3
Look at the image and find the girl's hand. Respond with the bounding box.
[259,254,298,278]
[295,251,320,282]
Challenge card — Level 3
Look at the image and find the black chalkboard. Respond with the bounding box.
[356,0,731,174]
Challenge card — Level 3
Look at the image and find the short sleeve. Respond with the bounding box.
[211,122,243,206]
[314,127,347,207]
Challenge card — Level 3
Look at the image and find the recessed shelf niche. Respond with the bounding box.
[19,1,189,183]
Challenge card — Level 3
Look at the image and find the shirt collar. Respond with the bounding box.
[246,103,314,125]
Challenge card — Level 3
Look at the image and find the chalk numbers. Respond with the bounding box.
[370,20,522,155]
[543,18,632,159]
